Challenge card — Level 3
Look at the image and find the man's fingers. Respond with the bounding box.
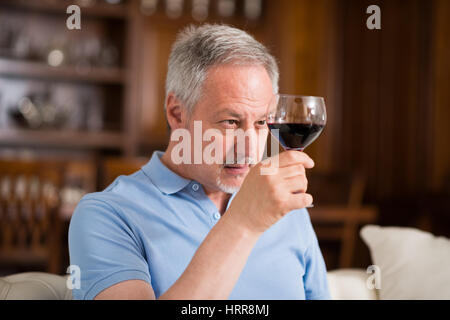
[277,150,315,169]
[284,175,308,193]
[290,193,313,209]
[279,163,306,178]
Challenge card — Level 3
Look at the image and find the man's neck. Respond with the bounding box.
[160,149,231,215]
[203,188,232,215]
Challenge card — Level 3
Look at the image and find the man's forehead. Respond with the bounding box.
[198,64,273,115]
[204,64,273,99]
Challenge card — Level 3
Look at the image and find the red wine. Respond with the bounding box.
[268,123,324,150]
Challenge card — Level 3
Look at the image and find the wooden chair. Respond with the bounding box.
[307,172,378,268]
[0,160,65,274]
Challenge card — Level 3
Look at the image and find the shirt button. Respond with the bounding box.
[213,212,221,220]
[192,184,199,191]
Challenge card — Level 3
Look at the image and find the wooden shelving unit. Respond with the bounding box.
[0,58,126,84]
[0,0,129,19]
[0,0,139,156]
[0,128,124,149]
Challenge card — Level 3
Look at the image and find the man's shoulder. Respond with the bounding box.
[71,169,167,225]
[92,169,163,205]
[76,191,123,212]
[103,169,153,194]
[70,192,127,231]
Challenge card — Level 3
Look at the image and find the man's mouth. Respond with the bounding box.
[223,164,250,175]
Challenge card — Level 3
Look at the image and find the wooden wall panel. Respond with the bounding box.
[265,0,446,205]
[264,0,342,173]
[332,0,436,202]
[431,0,450,191]
[139,19,178,150]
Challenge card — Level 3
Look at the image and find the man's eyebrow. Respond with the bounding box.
[215,109,267,121]
[215,109,243,118]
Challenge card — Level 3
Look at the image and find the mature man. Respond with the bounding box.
[69,24,331,300]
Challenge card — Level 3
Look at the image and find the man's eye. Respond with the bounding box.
[223,120,238,126]
[256,120,267,126]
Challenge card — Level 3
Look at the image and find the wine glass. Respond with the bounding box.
[266,94,327,207]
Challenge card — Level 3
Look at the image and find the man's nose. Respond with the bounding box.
[234,126,258,160]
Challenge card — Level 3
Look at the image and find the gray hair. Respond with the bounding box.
[165,24,279,114]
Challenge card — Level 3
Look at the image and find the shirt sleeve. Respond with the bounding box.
[68,197,151,300]
[302,210,332,300]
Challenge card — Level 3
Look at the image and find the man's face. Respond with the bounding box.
[184,64,274,194]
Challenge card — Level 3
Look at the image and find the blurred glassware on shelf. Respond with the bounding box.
[69,40,92,73]
[52,87,84,131]
[29,34,50,63]
[244,0,262,20]
[192,0,209,22]
[166,0,184,19]
[99,40,119,67]
[12,29,31,60]
[75,0,97,7]
[84,36,102,67]
[141,0,159,15]
[13,97,42,129]
[0,92,3,128]
[104,0,123,4]
[83,97,104,132]
[217,0,235,17]
[47,49,65,67]
[60,185,86,219]
[0,22,15,58]
[140,0,263,20]
[46,38,68,67]
[0,176,11,200]
[69,37,120,70]
[7,89,81,130]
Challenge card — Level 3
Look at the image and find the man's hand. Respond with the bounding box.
[226,150,314,235]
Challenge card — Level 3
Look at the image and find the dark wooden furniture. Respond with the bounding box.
[0,0,140,156]
[0,160,65,274]
[308,172,378,269]
[100,156,148,189]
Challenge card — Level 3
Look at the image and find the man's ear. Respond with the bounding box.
[165,93,185,130]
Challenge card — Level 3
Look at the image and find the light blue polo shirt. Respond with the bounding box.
[68,151,331,300]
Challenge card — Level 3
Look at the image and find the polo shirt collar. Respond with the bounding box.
[142,151,191,195]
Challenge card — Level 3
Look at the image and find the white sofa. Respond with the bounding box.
[327,268,378,300]
[4,225,450,299]
[0,269,374,300]
[0,272,72,300]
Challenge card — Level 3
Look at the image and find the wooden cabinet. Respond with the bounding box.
[0,0,135,155]
[0,0,267,156]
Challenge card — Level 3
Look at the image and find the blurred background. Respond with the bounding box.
[0,0,448,276]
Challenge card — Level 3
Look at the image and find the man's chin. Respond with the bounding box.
[217,183,240,194]
[216,176,243,194]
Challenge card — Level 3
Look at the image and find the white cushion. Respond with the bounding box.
[327,269,379,300]
[360,225,450,299]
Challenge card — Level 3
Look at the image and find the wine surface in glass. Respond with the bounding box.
[268,123,324,151]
